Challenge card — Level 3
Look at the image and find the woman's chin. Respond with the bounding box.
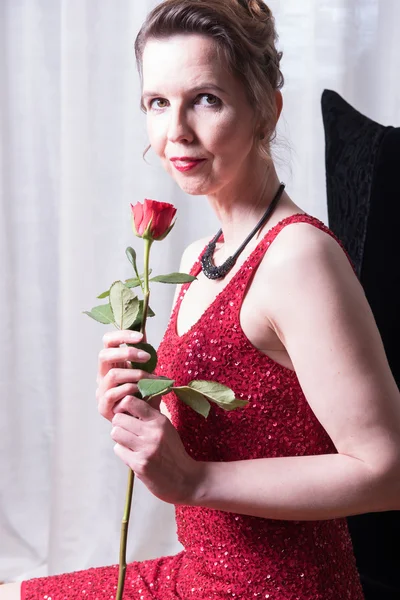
[173,177,212,197]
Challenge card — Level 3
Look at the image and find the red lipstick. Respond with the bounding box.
[170,157,206,172]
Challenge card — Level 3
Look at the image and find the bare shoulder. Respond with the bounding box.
[265,219,351,272]
[260,219,364,329]
[259,219,358,301]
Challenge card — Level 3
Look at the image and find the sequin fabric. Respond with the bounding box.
[22,214,364,599]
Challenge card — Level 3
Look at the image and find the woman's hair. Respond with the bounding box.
[135,0,284,162]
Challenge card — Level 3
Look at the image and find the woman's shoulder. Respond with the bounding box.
[253,214,359,320]
[264,214,353,275]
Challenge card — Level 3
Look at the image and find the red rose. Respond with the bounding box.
[131,199,177,241]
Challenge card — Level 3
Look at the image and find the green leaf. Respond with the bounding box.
[150,272,197,284]
[98,283,138,300]
[187,380,248,411]
[127,342,158,373]
[127,301,156,331]
[125,247,141,281]
[97,271,152,299]
[173,387,211,418]
[124,277,142,289]
[97,289,111,300]
[145,304,155,318]
[109,281,140,330]
[82,303,115,325]
[126,269,152,287]
[137,378,174,399]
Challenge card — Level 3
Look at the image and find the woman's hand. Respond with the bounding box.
[111,396,200,505]
[96,329,200,504]
[96,330,159,421]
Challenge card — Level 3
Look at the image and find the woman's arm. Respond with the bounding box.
[188,223,400,520]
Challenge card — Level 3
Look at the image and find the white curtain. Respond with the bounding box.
[1,0,399,583]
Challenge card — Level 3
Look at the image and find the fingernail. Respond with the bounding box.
[137,350,151,361]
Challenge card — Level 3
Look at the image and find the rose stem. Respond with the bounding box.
[116,238,153,600]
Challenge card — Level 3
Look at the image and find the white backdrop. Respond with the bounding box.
[1,0,399,583]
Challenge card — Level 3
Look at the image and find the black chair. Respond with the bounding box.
[322,89,400,600]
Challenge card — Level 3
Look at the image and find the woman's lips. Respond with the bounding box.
[171,159,206,172]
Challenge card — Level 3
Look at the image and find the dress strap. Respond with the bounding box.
[171,213,355,333]
[193,213,354,279]
[248,212,354,271]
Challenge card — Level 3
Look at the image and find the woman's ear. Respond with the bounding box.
[275,90,283,121]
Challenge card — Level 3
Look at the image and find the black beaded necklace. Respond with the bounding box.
[200,183,285,280]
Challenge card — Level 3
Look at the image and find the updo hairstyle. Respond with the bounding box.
[135,0,284,162]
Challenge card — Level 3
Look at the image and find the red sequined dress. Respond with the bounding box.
[22,214,365,599]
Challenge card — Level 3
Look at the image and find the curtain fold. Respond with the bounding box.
[1,0,399,582]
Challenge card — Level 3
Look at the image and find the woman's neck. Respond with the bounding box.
[206,162,284,254]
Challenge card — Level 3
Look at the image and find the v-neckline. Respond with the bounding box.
[173,212,307,339]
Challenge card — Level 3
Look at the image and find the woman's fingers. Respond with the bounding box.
[103,330,143,349]
[97,368,160,420]
[111,424,140,450]
[98,382,139,421]
[104,367,147,389]
[113,443,134,469]
[110,405,195,505]
[111,402,164,452]
[148,395,162,411]
[95,329,162,422]
[113,397,158,422]
[97,331,149,380]
[111,423,141,450]
[113,395,139,416]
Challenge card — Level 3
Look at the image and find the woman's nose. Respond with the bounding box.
[167,108,194,144]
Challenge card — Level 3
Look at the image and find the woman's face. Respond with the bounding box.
[141,34,261,197]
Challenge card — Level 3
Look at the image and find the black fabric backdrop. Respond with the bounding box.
[322,89,400,600]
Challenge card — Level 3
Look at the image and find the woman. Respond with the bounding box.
[4,0,400,598]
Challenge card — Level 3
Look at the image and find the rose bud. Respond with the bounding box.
[131,199,177,241]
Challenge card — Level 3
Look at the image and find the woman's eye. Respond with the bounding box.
[148,94,220,110]
[149,98,168,109]
[197,94,220,107]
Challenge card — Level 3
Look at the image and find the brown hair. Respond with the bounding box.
[135,0,284,162]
